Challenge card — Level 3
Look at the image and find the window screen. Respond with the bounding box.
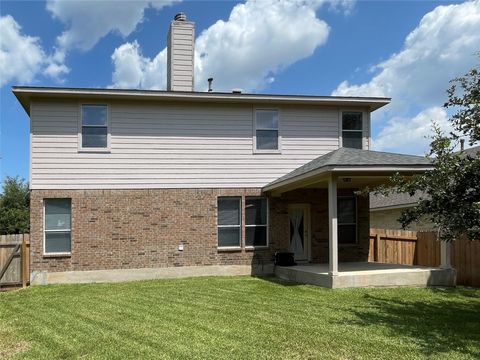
[217,197,241,247]
[338,197,357,244]
[256,110,279,150]
[342,112,363,149]
[44,199,71,254]
[81,105,108,148]
[245,197,268,247]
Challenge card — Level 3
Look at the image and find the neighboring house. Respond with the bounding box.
[13,14,439,285]
[370,145,480,230]
[370,192,434,231]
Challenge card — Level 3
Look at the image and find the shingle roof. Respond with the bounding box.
[370,144,480,210]
[370,192,426,210]
[463,145,480,158]
[265,147,433,189]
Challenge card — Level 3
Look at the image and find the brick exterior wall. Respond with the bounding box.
[30,188,370,275]
[270,189,370,263]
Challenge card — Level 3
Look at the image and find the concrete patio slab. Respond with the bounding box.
[275,262,456,288]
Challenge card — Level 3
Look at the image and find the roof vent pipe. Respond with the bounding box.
[460,138,465,151]
[207,78,213,92]
[174,12,187,21]
[232,88,242,94]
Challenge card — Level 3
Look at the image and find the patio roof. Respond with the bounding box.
[263,147,433,193]
[263,147,443,278]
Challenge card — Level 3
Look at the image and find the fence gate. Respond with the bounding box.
[0,234,30,290]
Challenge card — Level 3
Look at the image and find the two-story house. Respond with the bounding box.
[13,13,455,288]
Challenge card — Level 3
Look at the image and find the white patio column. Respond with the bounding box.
[440,241,452,269]
[328,174,338,276]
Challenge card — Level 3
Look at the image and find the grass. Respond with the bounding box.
[0,277,479,360]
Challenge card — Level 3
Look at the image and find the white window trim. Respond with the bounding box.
[217,197,242,249]
[43,199,72,256]
[337,195,358,245]
[245,197,269,249]
[338,109,368,150]
[78,103,111,153]
[253,108,282,154]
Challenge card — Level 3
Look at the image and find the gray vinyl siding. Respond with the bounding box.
[30,100,369,189]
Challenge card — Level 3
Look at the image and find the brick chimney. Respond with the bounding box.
[167,13,195,92]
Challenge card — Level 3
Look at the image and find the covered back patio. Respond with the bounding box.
[264,147,456,288]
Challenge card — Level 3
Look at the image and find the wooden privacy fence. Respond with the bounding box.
[0,234,30,290]
[369,228,418,265]
[369,228,480,287]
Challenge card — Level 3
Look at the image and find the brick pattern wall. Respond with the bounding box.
[30,189,276,273]
[269,189,370,263]
[30,188,370,274]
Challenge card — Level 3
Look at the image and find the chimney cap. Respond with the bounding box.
[174,12,187,21]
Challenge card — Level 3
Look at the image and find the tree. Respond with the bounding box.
[445,63,480,145]
[374,60,480,242]
[0,176,30,234]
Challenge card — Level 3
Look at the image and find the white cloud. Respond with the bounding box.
[332,0,480,154]
[0,15,68,86]
[333,1,480,111]
[111,41,167,89]
[43,49,69,80]
[373,107,452,154]
[46,0,177,52]
[194,0,331,91]
[43,61,70,80]
[327,0,355,15]
[111,0,350,91]
[44,0,176,80]
[0,15,46,86]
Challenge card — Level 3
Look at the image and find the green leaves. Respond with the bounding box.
[375,58,480,242]
[0,176,30,234]
[445,63,480,145]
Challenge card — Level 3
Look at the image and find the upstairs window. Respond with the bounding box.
[338,196,357,244]
[245,197,268,247]
[342,112,363,149]
[255,110,279,151]
[81,105,108,149]
[217,197,241,248]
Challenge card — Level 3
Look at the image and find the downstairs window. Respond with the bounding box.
[245,197,268,247]
[44,199,72,255]
[338,196,357,244]
[217,197,241,248]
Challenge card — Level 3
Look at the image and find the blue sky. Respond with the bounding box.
[1,0,479,183]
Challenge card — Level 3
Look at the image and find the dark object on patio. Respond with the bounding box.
[275,252,296,266]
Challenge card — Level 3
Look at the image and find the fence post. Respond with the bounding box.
[440,240,452,269]
[374,234,380,262]
[21,235,28,288]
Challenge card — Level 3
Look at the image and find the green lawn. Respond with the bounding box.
[1,277,479,360]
